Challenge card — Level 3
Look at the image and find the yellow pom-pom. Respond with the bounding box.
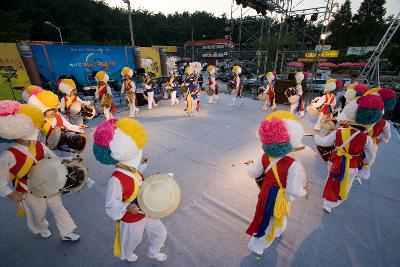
[18,104,45,128]
[185,66,190,73]
[266,111,298,122]
[96,71,106,81]
[364,87,381,96]
[115,117,147,149]
[121,67,132,76]
[36,91,59,110]
[207,65,215,72]
[61,79,76,89]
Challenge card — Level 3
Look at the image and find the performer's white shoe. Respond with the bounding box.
[229,103,235,106]
[148,253,167,261]
[355,177,362,185]
[135,108,139,113]
[322,205,332,214]
[40,230,52,239]
[247,242,263,255]
[62,232,80,241]
[127,253,138,262]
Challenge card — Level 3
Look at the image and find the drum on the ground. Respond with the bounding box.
[138,173,181,219]
[27,158,88,198]
[306,105,320,117]
[47,127,86,153]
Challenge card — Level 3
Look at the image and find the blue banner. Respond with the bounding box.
[31,44,135,90]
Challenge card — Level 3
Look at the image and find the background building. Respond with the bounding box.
[184,39,232,65]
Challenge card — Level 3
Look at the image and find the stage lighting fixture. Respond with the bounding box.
[310,13,318,21]
[332,3,340,13]
[321,31,332,40]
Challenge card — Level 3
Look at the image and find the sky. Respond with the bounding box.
[107,0,399,17]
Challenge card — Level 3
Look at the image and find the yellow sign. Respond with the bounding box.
[297,58,327,63]
[140,47,162,77]
[305,50,339,58]
[152,45,177,53]
[0,43,31,100]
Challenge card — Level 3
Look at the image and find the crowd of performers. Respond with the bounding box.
[0,60,398,262]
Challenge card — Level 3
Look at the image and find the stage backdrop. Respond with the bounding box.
[30,44,136,90]
[0,43,31,100]
[139,47,162,77]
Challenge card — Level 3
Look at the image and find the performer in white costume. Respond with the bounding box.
[121,67,139,118]
[207,65,220,104]
[230,66,244,106]
[0,100,79,241]
[95,70,116,120]
[311,79,337,131]
[93,118,167,262]
[262,72,277,111]
[289,72,306,118]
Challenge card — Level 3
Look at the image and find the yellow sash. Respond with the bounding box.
[42,118,54,136]
[10,143,37,217]
[65,96,76,108]
[266,157,290,243]
[186,93,193,114]
[337,128,352,200]
[113,171,141,257]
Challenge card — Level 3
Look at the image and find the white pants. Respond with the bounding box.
[22,193,76,237]
[129,102,139,117]
[171,91,179,105]
[314,113,325,131]
[262,99,276,111]
[147,92,157,109]
[248,217,287,253]
[357,144,378,180]
[119,217,167,261]
[231,95,244,106]
[289,102,304,117]
[104,107,113,120]
[208,94,220,104]
[323,163,358,210]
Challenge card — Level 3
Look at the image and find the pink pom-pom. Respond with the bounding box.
[357,94,384,109]
[272,72,277,77]
[0,100,20,116]
[258,118,290,145]
[303,72,308,78]
[336,80,343,90]
[31,89,43,96]
[379,88,396,101]
[354,84,368,93]
[93,119,117,147]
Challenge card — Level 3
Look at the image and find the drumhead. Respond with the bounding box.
[63,158,88,194]
[28,158,68,198]
[306,105,320,117]
[288,95,300,104]
[138,173,181,219]
[69,102,81,115]
[47,126,62,149]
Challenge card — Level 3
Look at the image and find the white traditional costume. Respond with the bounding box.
[230,66,243,106]
[247,111,308,255]
[289,72,305,117]
[314,94,382,213]
[93,118,167,262]
[207,65,220,104]
[0,100,79,241]
[95,71,115,120]
[121,67,139,118]
[262,72,277,111]
[312,79,337,131]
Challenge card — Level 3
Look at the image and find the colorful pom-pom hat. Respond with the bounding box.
[295,72,305,83]
[324,79,337,93]
[344,84,368,103]
[27,89,59,113]
[121,67,133,78]
[258,111,304,158]
[22,85,43,103]
[95,70,109,83]
[0,100,45,140]
[232,65,242,75]
[207,65,216,75]
[93,117,147,168]
[58,79,76,95]
[265,72,276,81]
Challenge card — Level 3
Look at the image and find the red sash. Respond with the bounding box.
[98,85,107,99]
[370,118,386,139]
[267,82,275,104]
[8,142,45,192]
[124,81,132,92]
[64,95,77,108]
[320,93,335,115]
[112,170,145,223]
[246,154,294,236]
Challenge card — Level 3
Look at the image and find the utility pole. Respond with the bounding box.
[124,0,135,47]
[191,26,195,61]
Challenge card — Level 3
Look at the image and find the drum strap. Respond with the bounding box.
[113,170,141,257]
[265,157,290,243]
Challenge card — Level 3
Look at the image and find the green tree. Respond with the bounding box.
[330,0,352,49]
[351,0,387,45]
